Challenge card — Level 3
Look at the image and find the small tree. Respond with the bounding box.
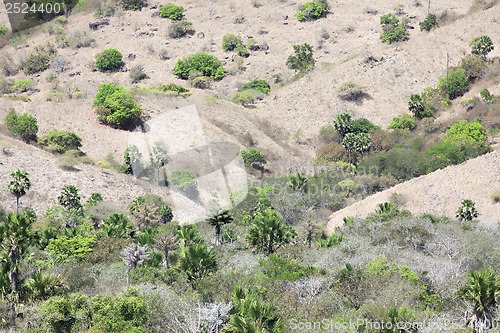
[408,94,433,119]
[470,35,494,58]
[58,185,82,212]
[207,210,234,245]
[333,113,353,139]
[8,169,31,213]
[240,149,267,174]
[286,43,315,73]
[456,199,479,222]
[247,209,296,256]
[4,111,38,142]
[95,48,123,72]
[153,230,178,268]
[342,132,371,162]
[437,67,468,100]
[159,3,184,20]
[419,13,437,31]
[121,243,149,287]
[180,244,217,281]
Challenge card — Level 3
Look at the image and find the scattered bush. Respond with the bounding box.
[50,56,70,74]
[0,55,19,76]
[12,78,34,93]
[445,119,487,144]
[337,81,367,102]
[241,79,271,94]
[437,67,468,99]
[470,35,494,58]
[0,25,8,37]
[191,76,212,89]
[419,13,437,31]
[159,3,184,19]
[121,0,145,10]
[295,2,326,21]
[129,65,148,83]
[388,114,416,130]
[93,83,142,128]
[480,88,494,102]
[222,33,243,51]
[156,83,190,95]
[456,199,478,222]
[460,54,487,82]
[167,20,195,38]
[233,14,245,24]
[39,129,82,153]
[315,142,347,163]
[380,13,409,44]
[173,52,226,80]
[23,44,56,75]
[232,89,258,106]
[286,43,315,73]
[5,110,38,142]
[240,149,267,170]
[95,48,123,72]
[68,31,95,49]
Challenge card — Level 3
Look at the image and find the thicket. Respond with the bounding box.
[95,48,123,72]
[38,129,83,153]
[173,52,226,81]
[93,83,142,129]
[4,110,38,142]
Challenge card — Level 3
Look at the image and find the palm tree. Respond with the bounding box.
[131,202,160,230]
[153,230,178,268]
[58,185,82,211]
[180,244,217,281]
[23,271,66,302]
[458,268,500,332]
[456,199,479,222]
[333,113,353,139]
[7,169,31,213]
[287,173,308,192]
[246,209,296,256]
[121,243,149,287]
[207,210,234,245]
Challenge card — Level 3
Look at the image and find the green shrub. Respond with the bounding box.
[156,83,190,95]
[470,35,494,58]
[173,52,225,80]
[445,119,487,144]
[23,45,56,75]
[241,79,271,94]
[46,234,97,262]
[259,254,319,281]
[236,44,249,58]
[122,0,145,10]
[159,3,184,19]
[460,54,487,82]
[359,148,426,181]
[388,114,416,130]
[12,78,34,92]
[4,110,38,142]
[240,149,267,170]
[380,14,409,44]
[295,2,326,21]
[222,33,243,51]
[286,43,315,73]
[480,88,494,102]
[437,67,468,99]
[350,118,380,134]
[0,25,8,37]
[456,199,478,222]
[167,20,195,38]
[93,83,142,128]
[95,48,123,71]
[419,13,437,31]
[232,89,257,106]
[39,130,82,153]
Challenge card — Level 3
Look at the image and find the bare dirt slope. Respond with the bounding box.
[327,149,500,233]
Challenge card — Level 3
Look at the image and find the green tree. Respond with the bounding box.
[342,132,371,162]
[8,169,31,213]
[408,94,433,119]
[38,130,82,153]
[388,114,416,130]
[286,43,315,73]
[180,243,217,281]
[58,185,82,212]
[470,35,494,58]
[100,213,133,238]
[121,244,149,287]
[95,48,123,71]
[247,209,296,256]
[207,210,234,245]
[4,110,38,142]
[153,229,178,268]
[159,3,184,19]
[45,234,97,262]
[437,67,468,99]
[333,113,353,139]
[173,52,226,80]
[456,199,479,222]
[458,269,500,331]
[93,83,142,129]
[287,173,308,192]
[241,149,267,172]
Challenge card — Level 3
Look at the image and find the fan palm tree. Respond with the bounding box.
[246,209,296,256]
[57,185,82,211]
[153,230,178,268]
[7,169,31,213]
[180,244,217,281]
[121,243,149,287]
[207,210,234,245]
[22,271,66,302]
[458,268,500,332]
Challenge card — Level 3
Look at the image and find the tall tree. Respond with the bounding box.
[458,268,500,332]
[121,243,149,288]
[207,210,234,245]
[246,209,296,256]
[153,229,178,268]
[7,169,31,213]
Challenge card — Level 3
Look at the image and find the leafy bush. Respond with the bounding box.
[380,14,409,44]
[167,20,195,38]
[388,114,416,130]
[241,79,271,94]
[222,33,243,51]
[0,25,8,37]
[445,119,487,144]
[480,88,494,102]
[350,118,380,134]
[93,83,142,128]
[456,199,478,222]
[4,110,38,142]
[46,234,97,262]
[295,2,325,21]
[159,3,184,19]
[129,65,148,83]
[460,54,487,82]
[39,130,82,153]
[286,43,315,73]
[437,67,468,99]
[419,13,437,31]
[470,35,494,58]
[259,254,319,281]
[241,149,267,170]
[122,0,145,10]
[232,89,257,106]
[235,44,249,58]
[95,48,123,72]
[173,52,226,80]
[23,45,56,75]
